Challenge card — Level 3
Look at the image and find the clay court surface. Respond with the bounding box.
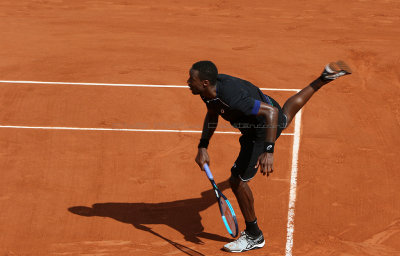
[1,0,400,255]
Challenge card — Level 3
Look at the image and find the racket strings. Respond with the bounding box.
[220,198,238,236]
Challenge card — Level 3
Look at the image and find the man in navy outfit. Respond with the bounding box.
[187,60,351,252]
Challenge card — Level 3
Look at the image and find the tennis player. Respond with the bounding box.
[188,60,351,252]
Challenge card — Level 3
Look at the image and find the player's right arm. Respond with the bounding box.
[195,108,219,170]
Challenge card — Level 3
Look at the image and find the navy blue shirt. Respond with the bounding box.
[202,74,280,139]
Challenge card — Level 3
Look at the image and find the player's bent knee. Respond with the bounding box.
[229,175,237,185]
[229,175,240,190]
[229,175,247,192]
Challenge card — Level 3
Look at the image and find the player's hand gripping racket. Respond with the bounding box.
[203,163,238,238]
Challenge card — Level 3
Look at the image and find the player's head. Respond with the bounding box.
[191,61,218,85]
[187,60,218,95]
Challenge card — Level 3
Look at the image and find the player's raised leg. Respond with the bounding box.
[282,60,352,127]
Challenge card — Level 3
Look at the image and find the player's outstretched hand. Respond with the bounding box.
[256,152,274,177]
[195,148,210,171]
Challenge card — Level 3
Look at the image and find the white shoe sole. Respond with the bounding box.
[325,60,352,80]
[329,60,352,74]
[223,240,265,253]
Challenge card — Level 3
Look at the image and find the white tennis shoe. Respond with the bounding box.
[223,231,265,253]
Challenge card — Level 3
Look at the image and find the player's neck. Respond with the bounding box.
[202,84,217,99]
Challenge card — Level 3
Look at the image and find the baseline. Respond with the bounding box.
[0,80,301,92]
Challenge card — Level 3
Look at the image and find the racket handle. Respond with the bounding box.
[203,163,214,180]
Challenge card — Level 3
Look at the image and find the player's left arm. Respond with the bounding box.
[255,102,279,176]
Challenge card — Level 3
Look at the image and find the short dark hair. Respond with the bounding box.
[191,61,218,85]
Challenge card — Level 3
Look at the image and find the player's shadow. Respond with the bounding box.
[68,179,234,246]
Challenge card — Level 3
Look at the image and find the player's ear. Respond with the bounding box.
[203,80,211,87]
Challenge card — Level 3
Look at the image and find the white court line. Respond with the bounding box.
[285,109,302,256]
[0,80,301,92]
[0,125,294,136]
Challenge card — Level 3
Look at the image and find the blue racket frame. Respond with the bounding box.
[203,163,239,238]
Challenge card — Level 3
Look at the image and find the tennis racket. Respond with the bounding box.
[203,163,239,238]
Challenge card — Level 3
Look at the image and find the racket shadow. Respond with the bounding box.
[144,226,206,256]
[68,179,234,247]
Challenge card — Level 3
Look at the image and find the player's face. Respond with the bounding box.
[187,69,204,95]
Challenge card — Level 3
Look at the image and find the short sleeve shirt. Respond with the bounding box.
[201,74,278,138]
